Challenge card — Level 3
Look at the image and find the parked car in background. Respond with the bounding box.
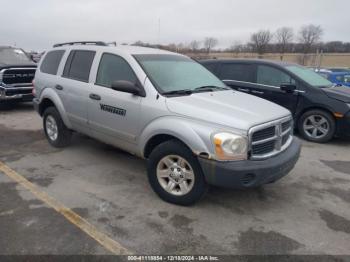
[201,59,350,143]
[327,67,350,73]
[318,71,350,87]
[33,42,301,205]
[28,51,44,63]
[0,46,36,104]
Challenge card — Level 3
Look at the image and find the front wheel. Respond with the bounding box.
[298,109,335,143]
[147,140,208,206]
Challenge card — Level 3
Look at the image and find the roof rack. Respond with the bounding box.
[53,41,108,48]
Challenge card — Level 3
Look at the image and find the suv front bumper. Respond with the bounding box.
[198,137,301,189]
[0,84,34,102]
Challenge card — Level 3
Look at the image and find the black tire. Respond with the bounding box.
[297,109,335,143]
[43,107,72,148]
[147,140,209,206]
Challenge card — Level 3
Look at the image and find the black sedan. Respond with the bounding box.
[201,59,350,143]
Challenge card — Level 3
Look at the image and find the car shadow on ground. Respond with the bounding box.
[295,133,350,146]
[0,102,34,112]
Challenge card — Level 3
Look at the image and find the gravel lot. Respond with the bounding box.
[0,103,350,255]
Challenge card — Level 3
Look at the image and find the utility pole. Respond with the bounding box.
[158,18,161,47]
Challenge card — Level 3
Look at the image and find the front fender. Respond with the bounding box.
[39,88,72,129]
[138,116,217,159]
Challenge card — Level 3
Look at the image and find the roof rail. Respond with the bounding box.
[53,41,108,48]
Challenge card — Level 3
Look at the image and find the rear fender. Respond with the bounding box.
[39,88,72,129]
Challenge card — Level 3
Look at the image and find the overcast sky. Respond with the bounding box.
[1,0,349,51]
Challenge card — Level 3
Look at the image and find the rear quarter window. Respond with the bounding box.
[40,50,65,75]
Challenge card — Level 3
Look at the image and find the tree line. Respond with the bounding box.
[131,24,350,65]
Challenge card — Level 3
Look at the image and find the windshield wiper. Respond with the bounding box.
[162,86,229,96]
[162,89,193,96]
[194,85,230,92]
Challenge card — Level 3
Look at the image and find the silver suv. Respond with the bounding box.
[33,41,301,205]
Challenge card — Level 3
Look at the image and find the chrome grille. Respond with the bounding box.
[282,120,292,132]
[252,126,276,141]
[249,117,293,160]
[252,140,275,155]
[1,68,36,86]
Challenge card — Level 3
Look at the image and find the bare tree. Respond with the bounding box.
[176,43,185,53]
[229,41,244,57]
[189,40,201,53]
[298,24,323,65]
[275,27,294,60]
[204,37,218,54]
[250,30,273,57]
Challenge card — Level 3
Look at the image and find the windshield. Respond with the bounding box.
[134,54,226,94]
[285,65,333,88]
[0,47,32,64]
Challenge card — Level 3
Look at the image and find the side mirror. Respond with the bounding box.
[280,83,296,93]
[111,80,143,96]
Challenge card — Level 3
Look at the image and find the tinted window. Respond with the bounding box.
[220,63,254,82]
[96,53,137,87]
[40,50,65,75]
[257,65,295,87]
[63,50,95,82]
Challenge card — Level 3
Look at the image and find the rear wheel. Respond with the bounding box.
[43,107,72,148]
[298,109,335,143]
[147,140,208,206]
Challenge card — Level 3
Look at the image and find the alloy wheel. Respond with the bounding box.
[45,115,58,141]
[156,155,195,196]
[303,115,330,139]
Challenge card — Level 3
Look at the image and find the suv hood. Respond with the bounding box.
[165,90,290,132]
[323,86,350,103]
[0,62,36,68]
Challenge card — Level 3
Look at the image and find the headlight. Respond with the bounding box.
[212,132,248,161]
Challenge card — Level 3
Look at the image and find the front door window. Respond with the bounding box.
[257,65,295,87]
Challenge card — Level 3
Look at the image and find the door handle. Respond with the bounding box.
[89,93,101,101]
[238,88,249,92]
[55,85,64,91]
[252,90,264,95]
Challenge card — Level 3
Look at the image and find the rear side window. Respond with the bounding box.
[63,50,95,82]
[40,50,65,75]
[96,53,137,87]
[220,63,254,82]
[257,65,295,87]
